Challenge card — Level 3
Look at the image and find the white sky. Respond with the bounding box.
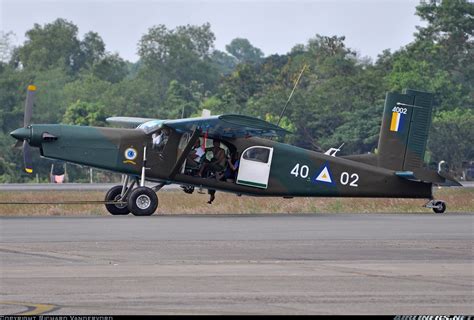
[0,0,423,62]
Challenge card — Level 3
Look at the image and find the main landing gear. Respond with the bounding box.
[127,186,158,216]
[104,174,165,216]
[424,199,447,214]
[105,146,165,216]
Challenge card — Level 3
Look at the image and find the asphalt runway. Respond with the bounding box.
[0,183,180,191]
[0,214,472,315]
[0,181,472,191]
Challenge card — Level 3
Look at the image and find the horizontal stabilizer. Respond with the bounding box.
[395,171,417,180]
[438,171,463,187]
[395,169,462,186]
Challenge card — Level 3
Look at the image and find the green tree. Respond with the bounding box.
[138,23,219,96]
[0,31,16,64]
[163,80,204,118]
[99,78,160,118]
[428,108,474,171]
[13,18,83,72]
[210,50,237,75]
[415,0,473,71]
[91,53,128,83]
[225,38,264,64]
[63,73,111,107]
[386,0,473,111]
[0,133,16,182]
[63,100,106,126]
[32,66,73,124]
[0,65,29,132]
[80,31,106,67]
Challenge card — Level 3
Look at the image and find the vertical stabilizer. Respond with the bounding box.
[377,89,434,171]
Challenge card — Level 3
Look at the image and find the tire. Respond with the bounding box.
[105,185,130,215]
[127,186,158,216]
[181,185,194,194]
[432,201,446,214]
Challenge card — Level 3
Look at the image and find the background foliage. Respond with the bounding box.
[0,0,472,182]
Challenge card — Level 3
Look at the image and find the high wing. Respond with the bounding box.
[163,114,290,138]
[106,116,157,128]
[107,114,290,138]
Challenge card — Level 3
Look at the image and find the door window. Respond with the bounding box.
[237,146,273,189]
[242,147,270,163]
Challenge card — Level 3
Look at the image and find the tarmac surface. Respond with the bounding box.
[0,181,472,191]
[0,213,473,315]
[0,183,180,191]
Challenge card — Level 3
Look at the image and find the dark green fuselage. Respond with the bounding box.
[27,123,432,199]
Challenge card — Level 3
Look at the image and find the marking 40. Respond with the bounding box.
[290,163,309,178]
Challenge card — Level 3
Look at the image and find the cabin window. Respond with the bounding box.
[151,127,170,152]
[242,147,270,163]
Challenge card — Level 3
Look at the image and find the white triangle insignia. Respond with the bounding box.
[316,166,332,183]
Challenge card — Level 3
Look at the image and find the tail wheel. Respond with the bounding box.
[181,185,195,194]
[127,186,158,216]
[105,185,130,215]
[432,201,446,214]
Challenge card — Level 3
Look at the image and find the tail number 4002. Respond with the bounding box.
[290,164,359,187]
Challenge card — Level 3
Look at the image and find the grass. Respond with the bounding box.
[0,187,472,216]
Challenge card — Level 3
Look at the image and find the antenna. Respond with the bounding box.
[276,64,308,127]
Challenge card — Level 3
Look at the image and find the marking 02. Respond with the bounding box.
[340,172,359,187]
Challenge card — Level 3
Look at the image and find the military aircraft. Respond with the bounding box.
[10,85,461,216]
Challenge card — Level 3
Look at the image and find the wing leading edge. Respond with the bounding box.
[106,116,157,128]
[107,114,290,138]
[164,114,290,138]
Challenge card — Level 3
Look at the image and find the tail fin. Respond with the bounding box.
[377,89,434,171]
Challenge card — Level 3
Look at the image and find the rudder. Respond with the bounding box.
[377,89,434,171]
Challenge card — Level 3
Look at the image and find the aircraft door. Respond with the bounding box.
[237,146,273,189]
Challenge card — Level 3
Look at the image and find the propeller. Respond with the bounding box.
[11,85,36,174]
[23,141,33,173]
[24,86,35,126]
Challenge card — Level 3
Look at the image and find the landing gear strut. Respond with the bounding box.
[424,199,447,214]
[104,185,130,215]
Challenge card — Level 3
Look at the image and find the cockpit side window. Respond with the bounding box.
[242,147,270,163]
[151,127,170,152]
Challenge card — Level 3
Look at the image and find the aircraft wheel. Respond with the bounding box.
[105,185,130,215]
[128,186,158,216]
[181,185,194,194]
[432,201,446,214]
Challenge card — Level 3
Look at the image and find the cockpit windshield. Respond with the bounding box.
[137,120,166,134]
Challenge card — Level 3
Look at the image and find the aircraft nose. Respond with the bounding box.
[10,127,31,141]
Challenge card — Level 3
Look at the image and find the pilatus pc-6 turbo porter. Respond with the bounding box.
[11,86,460,216]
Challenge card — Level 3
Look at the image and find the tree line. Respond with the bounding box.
[0,0,472,182]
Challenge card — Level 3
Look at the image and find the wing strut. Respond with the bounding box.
[168,128,201,180]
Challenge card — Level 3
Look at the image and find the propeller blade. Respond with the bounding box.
[13,140,23,148]
[24,85,36,127]
[23,141,33,174]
